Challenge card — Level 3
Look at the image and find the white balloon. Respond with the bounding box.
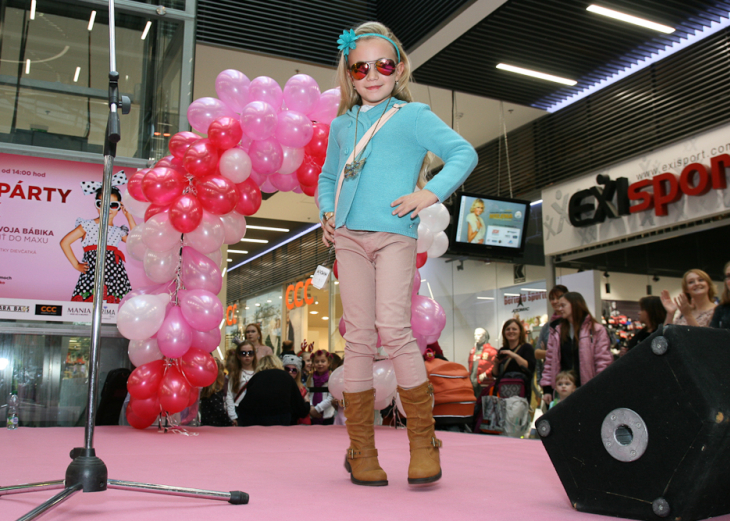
[121,186,150,219]
[278,146,305,175]
[126,225,148,262]
[117,294,169,340]
[220,212,247,244]
[219,147,252,184]
[373,360,397,410]
[205,248,224,271]
[143,247,180,283]
[329,365,345,400]
[128,337,163,367]
[416,223,434,253]
[427,231,449,258]
[183,211,224,253]
[420,203,450,233]
[142,212,181,252]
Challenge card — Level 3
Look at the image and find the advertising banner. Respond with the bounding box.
[0,152,148,323]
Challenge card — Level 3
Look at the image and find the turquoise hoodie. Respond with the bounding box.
[317,99,478,239]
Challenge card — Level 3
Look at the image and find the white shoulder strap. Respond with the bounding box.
[333,103,405,222]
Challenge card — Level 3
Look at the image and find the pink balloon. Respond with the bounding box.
[143,247,180,284]
[275,111,313,149]
[240,101,278,141]
[122,186,150,219]
[410,295,446,338]
[220,212,247,244]
[218,147,252,184]
[183,139,220,178]
[187,97,236,134]
[191,327,221,353]
[279,146,305,175]
[178,288,224,331]
[249,76,283,108]
[235,178,262,216]
[169,193,203,234]
[142,212,181,252]
[338,316,346,337]
[248,169,268,187]
[205,248,224,270]
[292,185,303,194]
[117,294,170,340]
[127,170,149,202]
[126,226,147,262]
[128,338,164,367]
[142,167,186,206]
[168,132,200,159]
[215,69,250,113]
[283,74,321,114]
[259,177,278,194]
[181,246,222,294]
[238,135,253,153]
[208,116,244,150]
[180,347,218,387]
[183,211,224,253]
[414,334,428,355]
[329,365,345,400]
[373,360,397,409]
[156,306,193,359]
[127,359,165,400]
[159,366,193,414]
[249,138,283,175]
[196,175,238,215]
[269,172,300,192]
[308,87,341,125]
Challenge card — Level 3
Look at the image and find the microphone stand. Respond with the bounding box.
[0,2,247,518]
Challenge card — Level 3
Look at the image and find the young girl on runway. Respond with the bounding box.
[318,21,477,486]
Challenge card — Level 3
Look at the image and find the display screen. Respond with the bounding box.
[450,193,530,256]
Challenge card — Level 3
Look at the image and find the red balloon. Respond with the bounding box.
[142,167,186,206]
[301,183,317,197]
[305,122,329,159]
[127,359,165,400]
[169,131,201,159]
[187,387,200,407]
[180,347,218,387]
[129,394,161,421]
[295,156,322,187]
[333,260,338,279]
[169,193,203,233]
[183,139,220,178]
[234,178,262,216]
[158,366,192,414]
[126,405,155,430]
[196,175,238,215]
[208,117,243,151]
[144,204,168,222]
[128,170,149,202]
[416,251,428,268]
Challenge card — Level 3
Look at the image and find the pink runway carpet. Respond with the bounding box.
[3,425,729,521]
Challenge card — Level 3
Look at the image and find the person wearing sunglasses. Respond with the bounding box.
[282,354,311,425]
[318,22,477,487]
[61,186,137,304]
[226,339,258,426]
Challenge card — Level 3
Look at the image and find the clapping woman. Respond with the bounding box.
[662,269,717,327]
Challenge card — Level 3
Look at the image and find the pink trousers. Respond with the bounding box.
[335,227,428,393]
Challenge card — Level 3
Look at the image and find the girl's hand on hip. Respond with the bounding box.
[75,262,89,273]
[391,190,438,219]
[322,216,335,246]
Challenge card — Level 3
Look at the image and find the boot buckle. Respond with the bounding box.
[431,437,442,448]
[347,448,359,459]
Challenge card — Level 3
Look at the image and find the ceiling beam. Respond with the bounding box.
[408,0,508,70]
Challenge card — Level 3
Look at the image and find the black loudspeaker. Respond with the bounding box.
[537,325,730,521]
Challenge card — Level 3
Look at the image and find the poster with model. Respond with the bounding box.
[0,152,148,322]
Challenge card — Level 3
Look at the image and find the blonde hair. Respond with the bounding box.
[470,198,485,213]
[681,269,717,303]
[335,21,433,189]
[256,355,284,372]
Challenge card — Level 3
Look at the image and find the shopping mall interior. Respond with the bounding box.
[1,1,730,519]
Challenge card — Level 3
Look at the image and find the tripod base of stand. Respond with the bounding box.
[0,448,248,521]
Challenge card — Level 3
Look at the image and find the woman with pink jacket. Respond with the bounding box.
[540,292,613,405]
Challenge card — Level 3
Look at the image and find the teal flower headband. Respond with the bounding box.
[337,29,401,63]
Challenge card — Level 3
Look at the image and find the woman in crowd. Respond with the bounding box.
[199,359,232,426]
[226,341,257,426]
[491,318,536,402]
[622,296,666,354]
[535,285,568,361]
[243,323,274,359]
[541,291,612,406]
[710,262,730,329]
[237,355,311,426]
[661,269,717,327]
[282,354,311,425]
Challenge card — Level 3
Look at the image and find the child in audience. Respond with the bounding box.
[307,349,335,425]
[550,370,577,408]
[283,354,311,425]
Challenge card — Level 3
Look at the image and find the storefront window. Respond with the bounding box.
[0,1,184,160]
[225,287,284,355]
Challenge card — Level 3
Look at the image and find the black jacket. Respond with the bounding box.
[238,369,310,420]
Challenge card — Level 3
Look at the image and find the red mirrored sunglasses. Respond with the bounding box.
[348,59,396,80]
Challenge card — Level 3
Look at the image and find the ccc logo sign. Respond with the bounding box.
[35,304,63,316]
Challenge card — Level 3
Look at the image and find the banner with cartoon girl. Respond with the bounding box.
[0,152,150,322]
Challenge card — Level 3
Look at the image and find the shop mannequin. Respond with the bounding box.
[468,328,497,392]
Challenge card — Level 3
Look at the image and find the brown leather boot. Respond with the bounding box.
[342,389,388,486]
[398,381,442,484]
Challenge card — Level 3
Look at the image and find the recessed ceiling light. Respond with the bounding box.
[227,259,232,262]
[477,297,494,300]
[245,306,249,310]
[587,5,675,34]
[239,238,269,243]
[246,225,290,232]
[25,59,31,75]
[322,316,329,320]
[255,303,260,306]
[88,10,96,31]
[30,0,36,20]
[141,21,152,40]
[334,281,339,285]
[310,311,318,315]
[279,296,282,299]
[496,63,577,86]
[73,66,81,82]
[520,288,546,292]
[504,293,520,297]
[267,300,271,303]
[227,249,249,254]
